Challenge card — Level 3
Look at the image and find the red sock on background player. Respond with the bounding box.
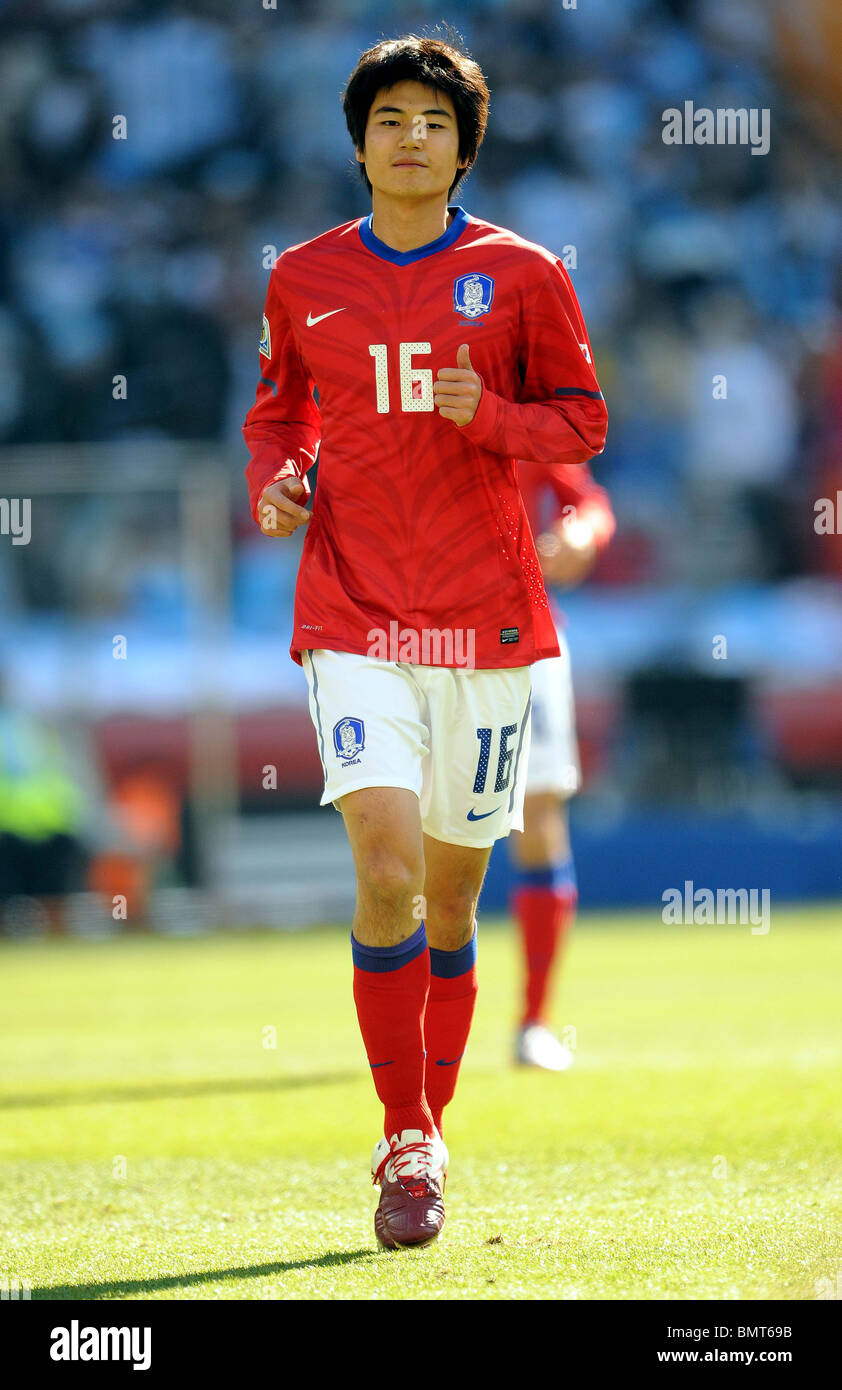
[423,926,478,1137]
[352,922,434,1139]
[512,860,577,1026]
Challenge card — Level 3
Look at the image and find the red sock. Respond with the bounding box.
[512,862,577,1027]
[423,928,478,1137]
[352,923,433,1139]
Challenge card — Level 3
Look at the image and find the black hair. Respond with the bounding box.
[342,28,490,201]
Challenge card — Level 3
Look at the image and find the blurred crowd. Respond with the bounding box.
[0,0,840,927]
[0,0,841,627]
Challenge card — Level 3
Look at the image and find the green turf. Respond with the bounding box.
[1,905,841,1300]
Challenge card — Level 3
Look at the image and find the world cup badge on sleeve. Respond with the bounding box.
[259,313,271,358]
[333,716,365,763]
[453,273,495,320]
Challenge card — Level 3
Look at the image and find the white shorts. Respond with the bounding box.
[526,632,581,798]
[301,649,532,848]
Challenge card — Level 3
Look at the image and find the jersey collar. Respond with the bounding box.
[358,205,469,265]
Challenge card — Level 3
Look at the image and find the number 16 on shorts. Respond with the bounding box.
[473,724,518,797]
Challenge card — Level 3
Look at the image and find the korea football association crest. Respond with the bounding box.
[333,716,365,764]
[259,313,271,358]
[453,272,494,320]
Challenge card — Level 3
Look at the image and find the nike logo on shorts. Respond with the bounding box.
[466,807,499,821]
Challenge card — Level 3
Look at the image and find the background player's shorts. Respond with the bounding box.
[0,832,86,902]
[526,630,582,798]
[301,650,532,848]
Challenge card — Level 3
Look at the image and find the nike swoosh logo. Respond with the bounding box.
[435,1053,464,1067]
[466,807,500,821]
[306,308,347,326]
[369,1060,394,1069]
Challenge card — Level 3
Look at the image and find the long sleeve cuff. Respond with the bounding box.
[457,377,499,445]
[246,452,312,524]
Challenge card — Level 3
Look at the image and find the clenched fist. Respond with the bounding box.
[257,476,311,538]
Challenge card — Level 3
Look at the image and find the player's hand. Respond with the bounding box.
[434,343,482,427]
[536,518,598,589]
[257,476,311,538]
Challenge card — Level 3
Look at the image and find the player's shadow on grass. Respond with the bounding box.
[0,1072,356,1110]
[36,1252,375,1300]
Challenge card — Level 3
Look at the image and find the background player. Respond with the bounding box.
[510,460,615,1070]
[242,33,607,1249]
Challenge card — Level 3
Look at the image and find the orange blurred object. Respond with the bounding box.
[88,851,149,921]
[111,770,181,855]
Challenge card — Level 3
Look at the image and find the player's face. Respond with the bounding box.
[356,80,467,202]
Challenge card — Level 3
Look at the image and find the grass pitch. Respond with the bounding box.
[1,905,840,1300]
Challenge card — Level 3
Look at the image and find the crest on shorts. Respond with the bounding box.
[259,313,271,358]
[333,716,365,762]
[453,272,494,320]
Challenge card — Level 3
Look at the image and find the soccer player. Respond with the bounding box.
[242,33,607,1249]
[510,459,615,1070]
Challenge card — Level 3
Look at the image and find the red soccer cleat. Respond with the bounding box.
[371,1128,449,1250]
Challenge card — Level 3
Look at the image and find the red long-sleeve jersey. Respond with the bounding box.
[243,204,607,668]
